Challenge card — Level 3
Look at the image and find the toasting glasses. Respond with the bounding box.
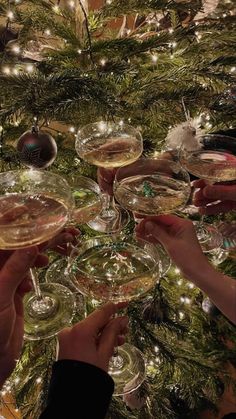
[0,170,76,340]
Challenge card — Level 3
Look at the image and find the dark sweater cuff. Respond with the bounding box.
[40,360,114,419]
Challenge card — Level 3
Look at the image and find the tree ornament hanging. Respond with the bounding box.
[164,117,204,152]
[17,127,57,169]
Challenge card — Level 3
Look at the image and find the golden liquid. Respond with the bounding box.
[72,188,102,224]
[0,194,69,249]
[72,245,157,302]
[81,136,142,168]
[114,175,189,215]
[182,150,236,181]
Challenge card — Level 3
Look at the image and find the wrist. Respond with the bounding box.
[180,253,214,284]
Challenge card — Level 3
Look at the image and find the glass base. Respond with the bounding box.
[194,222,223,252]
[87,205,130,234]
[24,283,76,341]
[206,247,229,266]
[109,343,146,396]
[45,259,86,316]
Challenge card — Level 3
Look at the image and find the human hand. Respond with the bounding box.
[39,226,80,256]
[97,168,117,196]
[58,302,128,372]
[0,247,41,388]
[135,214,209,277]
[193,179,236,215]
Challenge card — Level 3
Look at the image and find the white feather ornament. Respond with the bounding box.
[164,117,204,151]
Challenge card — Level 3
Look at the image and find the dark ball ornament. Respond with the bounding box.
[17,127,57,169]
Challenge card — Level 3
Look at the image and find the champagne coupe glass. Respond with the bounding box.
[68,235,160,396]
[114,158,191,275]
[75,121,143,233]
[180,134,236,252]
[0,169,76,340]
[46,174,103,286]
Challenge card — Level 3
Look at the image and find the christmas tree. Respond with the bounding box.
[0,0,236,418]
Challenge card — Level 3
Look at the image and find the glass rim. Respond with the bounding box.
[114,157,191,182]
[76,120,143,135]
[68,235,160,281]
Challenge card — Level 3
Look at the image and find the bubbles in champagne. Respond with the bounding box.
[80,137,142,168]
[0,194,69,249]
[71,244,158,302]
[114,174,190,215]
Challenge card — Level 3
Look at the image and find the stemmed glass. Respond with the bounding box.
[113,158,191,276]
[45,174,103,314]
[113,158,191,218]
[68,235,160,396]
[75,121,143,233]
[179,134,236,252]
[0,169,76,340]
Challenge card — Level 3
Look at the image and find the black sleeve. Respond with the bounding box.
[39,360,114,419]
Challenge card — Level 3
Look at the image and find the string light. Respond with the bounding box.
[68,0,75,7]
[154,346,159,353]
[184,297,191,305]
[12,45,21,54]
[169,28,174,34]
[230,66,236,72]
[26,64,34,73]
[36,377,42,384]
[188,282,194,289]
[174,268,180,274]
[69,126,75,133]
[7,10,14,20]
[179,311,185,320]
[2,66,11,75]
[52,4,60,13]
[45,29,51,36]
[100,58,106,66]
[172,41,177,48]
[106,0,112,4]
[151,54,158,63]
[77,49,82,54]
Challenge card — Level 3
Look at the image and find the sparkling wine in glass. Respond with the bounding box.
[68,235,160,395]
[180,134,236,252]
[75,121,143,233]
[0,170,76,340]
[45,175,102,314]
[114,158,191,216]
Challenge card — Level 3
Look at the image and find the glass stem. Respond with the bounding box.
[199,214,205,227]
[30,268,43,301]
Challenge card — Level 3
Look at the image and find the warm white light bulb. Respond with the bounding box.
[68,0,75,7]
[45,29,51,36]
[100,58,106,66]
[152,54,158,63]
[69,126,75,133]
[7,10,14,20]
[26,64,34,73]
[52,5,60,13]
[3,66,11,75]
[169,28,174,34]
[230,66,236,72]
[12,45,20,54]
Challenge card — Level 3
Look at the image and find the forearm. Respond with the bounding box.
[181,257,236,324]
